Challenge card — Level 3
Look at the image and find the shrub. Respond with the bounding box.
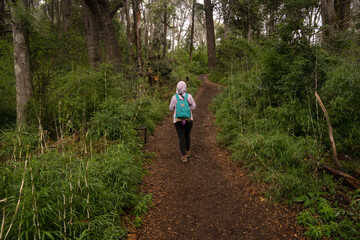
[0,143,147,239]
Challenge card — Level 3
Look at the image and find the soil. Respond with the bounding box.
[128,75,305,240]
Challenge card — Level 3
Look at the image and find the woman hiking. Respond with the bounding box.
[169,81,196,163]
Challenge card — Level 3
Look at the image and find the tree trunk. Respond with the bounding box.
[221,1,231,38]
[61,0,71,31]
[0,0,5,37]
[247,3,252,41]
[268,7,275,35]
[124,0,132,43]
[143,7,148,52]
[204,0,216,69]
[335,0,352,31]
[84,0,122,68]
[82,2,103,67]
[171,18,175,51]
[55,0,61,27]
[162,1,167,59]
[321,0,351,42]
[11,0,33,127]
[189,0,196,62]
[321,0,336,41]
[132,0,142,68]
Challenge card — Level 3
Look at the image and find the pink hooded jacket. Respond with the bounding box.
[169,81,196,123]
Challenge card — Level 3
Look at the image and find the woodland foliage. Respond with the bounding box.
[211,30,360,239]
[0,0,204,238]
[1,0,360,239]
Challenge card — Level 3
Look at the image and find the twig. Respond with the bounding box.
[314,92,342,170]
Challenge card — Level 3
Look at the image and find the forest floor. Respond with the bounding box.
[128,75,306,240]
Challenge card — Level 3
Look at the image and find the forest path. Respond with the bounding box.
[129,75,304,239]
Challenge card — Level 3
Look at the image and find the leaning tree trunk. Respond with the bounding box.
[204,0,216,69]
[11,0,33,127]
[189,0,196,62]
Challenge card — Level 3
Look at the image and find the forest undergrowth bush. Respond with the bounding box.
[0,90,168,239]
[211,35,360,239]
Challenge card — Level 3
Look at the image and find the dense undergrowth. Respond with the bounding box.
[0,26,203,238]
[211,34,360,239]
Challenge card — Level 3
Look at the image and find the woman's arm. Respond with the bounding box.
[169,95,177,111]
[188,94,196,110]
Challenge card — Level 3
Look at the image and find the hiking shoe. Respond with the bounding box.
[181,155,188,163]
[186,151,191,158]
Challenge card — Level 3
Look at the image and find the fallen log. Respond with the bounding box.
[319,164,360,189]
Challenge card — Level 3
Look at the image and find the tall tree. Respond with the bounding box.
[11,0,33,126]
[162,1,168,59]
[132,0,142,67]
[321,0,352,42]
[82,2,103,67]
[0,0,6,37]
[204,0,216,69]
[189,0,196,61]
[124,0,132,43]
[82,0,122,68]
[61,0,72,31]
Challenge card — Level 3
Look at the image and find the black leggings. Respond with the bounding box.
[174,121,193,156]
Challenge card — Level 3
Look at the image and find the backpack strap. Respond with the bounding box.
[175,94,180,101]
[176,93,187,101]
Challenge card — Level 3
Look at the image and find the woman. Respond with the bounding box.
[169,81,196,163]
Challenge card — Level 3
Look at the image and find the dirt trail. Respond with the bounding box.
[129,75,304,239]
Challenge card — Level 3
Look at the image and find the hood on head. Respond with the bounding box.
[176,81,187,95]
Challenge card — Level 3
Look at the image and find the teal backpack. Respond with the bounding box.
[175,93,191,120]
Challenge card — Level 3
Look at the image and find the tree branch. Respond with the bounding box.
[315,92,342,170]
[111,0,125,18]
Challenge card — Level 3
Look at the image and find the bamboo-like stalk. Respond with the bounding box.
[30,166,41,240]
[17,125,22,160]
[85,158,90,238]
[34,102,47,154]
[17,201,25,240]
[63,164,68,239]
[54,114,60,143]
[58,101,64,152]
[69,155,73,236]
[0,199,7,239]
[58,200,62,238]
[4,155,28,240]
[11,139,17,161]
